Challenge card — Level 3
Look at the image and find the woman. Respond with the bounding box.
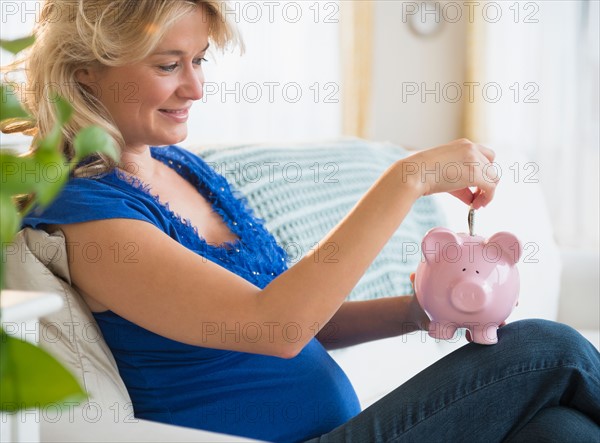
[10,1,599,442]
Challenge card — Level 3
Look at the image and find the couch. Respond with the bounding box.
[5,137,598,442]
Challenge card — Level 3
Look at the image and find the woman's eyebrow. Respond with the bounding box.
[152,42,210,56]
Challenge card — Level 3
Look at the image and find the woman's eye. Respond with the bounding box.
[158,58,207,72]
[159,63,178,72]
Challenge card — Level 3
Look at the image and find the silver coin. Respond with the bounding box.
[468,207,475,236]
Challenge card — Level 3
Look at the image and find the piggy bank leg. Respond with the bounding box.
[470,324,499,345]
[428,322,443,340]
[429,322,457,340]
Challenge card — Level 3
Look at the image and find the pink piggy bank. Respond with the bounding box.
[414,227,522,345]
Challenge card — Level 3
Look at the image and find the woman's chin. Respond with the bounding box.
[152,133,187,147]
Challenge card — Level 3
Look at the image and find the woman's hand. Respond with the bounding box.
[399,138,498,209]
[408,273,430,331]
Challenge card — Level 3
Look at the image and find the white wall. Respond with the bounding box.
[368,1,466,149]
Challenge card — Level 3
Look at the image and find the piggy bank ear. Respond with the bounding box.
[486,232,522,265]
[421,227,460,263]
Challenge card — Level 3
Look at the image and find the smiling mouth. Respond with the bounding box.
[158,108,190,123]
[158,109,189,115]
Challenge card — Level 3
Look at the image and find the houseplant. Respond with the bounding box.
[0,35,118,413]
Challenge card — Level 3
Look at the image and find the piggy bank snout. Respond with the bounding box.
[450,281,489,313]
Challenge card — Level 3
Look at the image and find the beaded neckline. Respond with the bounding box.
[111,146,243,252]
[99,145,290,290]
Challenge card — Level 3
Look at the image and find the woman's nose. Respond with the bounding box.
[179,66,203,101]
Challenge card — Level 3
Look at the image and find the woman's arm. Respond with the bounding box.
[60,139,495,359]
[259,139,496,357]
[315,294,430,350]
[258,162,421,356]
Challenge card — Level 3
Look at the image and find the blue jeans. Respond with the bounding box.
[304,320,600,442]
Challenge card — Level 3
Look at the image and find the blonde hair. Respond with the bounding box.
[2,0,242,211]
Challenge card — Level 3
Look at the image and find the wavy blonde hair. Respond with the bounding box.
[2,0,242,211]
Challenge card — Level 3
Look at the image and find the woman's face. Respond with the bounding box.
[77,7,210,152]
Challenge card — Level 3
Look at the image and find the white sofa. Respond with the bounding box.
[5,138,598,442]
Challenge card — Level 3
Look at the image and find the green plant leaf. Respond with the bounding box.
[0,329,87,412]
[0,83,29,120]
[33,149,69,207]
[0,250,4,292]
[73,126,118,162]
[0,193,20,244]
[0,251,4,291]
[0,306,6,367]
[0,152,39,195]
[0,36,35,55]
[37,125,62,153]
[54,96,73,125]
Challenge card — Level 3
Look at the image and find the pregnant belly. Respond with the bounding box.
[124,338,361,442]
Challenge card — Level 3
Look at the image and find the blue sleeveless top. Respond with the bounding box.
[22,145,361,442]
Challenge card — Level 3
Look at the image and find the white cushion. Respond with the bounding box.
[4,228,132,413]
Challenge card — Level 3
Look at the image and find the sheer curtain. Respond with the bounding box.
[470,0,599,249]
[1,1,342,150]
[339,0,374,138]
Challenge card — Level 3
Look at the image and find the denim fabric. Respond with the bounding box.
[304,320,600,443]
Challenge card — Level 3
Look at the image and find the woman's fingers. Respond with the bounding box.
[470,145,499,208]
[449,188,475,206]
[471,187,494,209]
[476,143,496,163]
[400,139,499,212]
[453,143,498,208]
[409,139,498,204]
